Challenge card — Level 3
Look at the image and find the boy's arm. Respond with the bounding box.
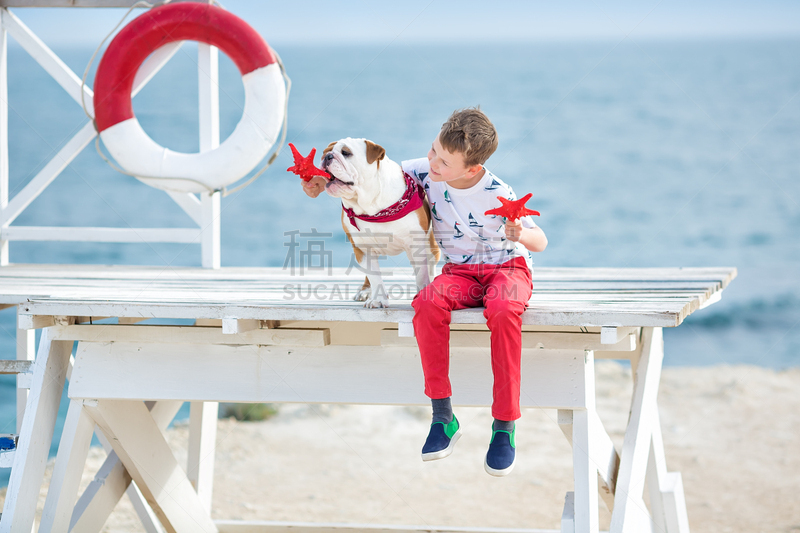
[505,219,548,252]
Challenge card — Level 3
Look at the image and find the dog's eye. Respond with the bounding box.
[341,149,352,157]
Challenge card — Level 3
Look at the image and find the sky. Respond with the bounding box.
[6,0,800,47]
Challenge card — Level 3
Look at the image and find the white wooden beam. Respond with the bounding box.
[384,329,636,352]
[53,324,330,347]
[17,313,55,330]
[199,42,220,269]
[83,399,218,533]
[201,192,220,268]
[571,351,599,533]
[16,308,35,432]
[40,400,94,533]
[2,226,202,243]
[0,18,8,265]
[1,8,93,112]
[70,401,181,533]
[0,329,72,533]
[188,401,218,512]
[70,342,591,409]
[610,327,664,532]
[212,522,553,533]
[600,326,637,345]
[1,121,96,226]
[0,359,32,373]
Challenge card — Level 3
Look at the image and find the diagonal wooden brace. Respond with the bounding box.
[610,327,665,532]
[558,409,620,512]
[82,400,218,533]
[69,401,182,533]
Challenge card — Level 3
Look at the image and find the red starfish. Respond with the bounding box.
[484,193,540,221]
[287,143,331,182]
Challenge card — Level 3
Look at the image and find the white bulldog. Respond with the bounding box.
[318,137,440,308]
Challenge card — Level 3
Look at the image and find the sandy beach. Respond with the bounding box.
[4,362,800,532]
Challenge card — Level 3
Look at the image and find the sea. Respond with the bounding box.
[0,39,798,484]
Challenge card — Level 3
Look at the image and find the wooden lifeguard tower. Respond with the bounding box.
[0,2,736,532]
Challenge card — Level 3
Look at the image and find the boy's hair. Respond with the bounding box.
[439,107,498,167]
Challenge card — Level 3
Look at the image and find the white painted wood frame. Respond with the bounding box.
[0,7,221,264]
[0,267,726,532]
[0,329,73,533]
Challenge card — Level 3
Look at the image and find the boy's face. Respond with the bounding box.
[427,133,482,184]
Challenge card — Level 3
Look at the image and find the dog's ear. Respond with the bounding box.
[322,142,336,156]
[365,140,386,165]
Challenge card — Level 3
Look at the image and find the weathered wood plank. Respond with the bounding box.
[52,324,331,346]
[69,342,590,409]
[2,226,202,243]
[382,330,636,352]
[212,522,553,533]
[0,359,32,374]
[20,300,693,328]
[0,265,735,328]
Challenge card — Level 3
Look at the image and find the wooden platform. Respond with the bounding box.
[1,264,736,327]
[0,264,736,533]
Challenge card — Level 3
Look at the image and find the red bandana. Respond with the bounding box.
[343,172,425,230]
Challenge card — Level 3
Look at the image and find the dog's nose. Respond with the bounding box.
[324,152,335,162]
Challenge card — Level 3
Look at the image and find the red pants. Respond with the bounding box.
[412,256,533,421]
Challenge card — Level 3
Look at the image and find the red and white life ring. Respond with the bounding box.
[93,3,286,193]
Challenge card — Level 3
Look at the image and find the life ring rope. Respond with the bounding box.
[83,1,290,196]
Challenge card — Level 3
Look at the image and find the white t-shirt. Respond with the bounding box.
[401,158,537,266]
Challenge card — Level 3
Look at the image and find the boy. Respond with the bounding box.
[404,108,547,477]
[303,108,547,477]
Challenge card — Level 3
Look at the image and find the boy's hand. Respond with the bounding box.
[505,219,524,242]
[302,176,327,198]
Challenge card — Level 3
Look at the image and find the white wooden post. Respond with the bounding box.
[192,36,221,516]
[39,400,95,533]
[187,402,217,512]
[199,40,220,269]
[16,308,36,433]
[0,14,8,265]
[1,329,73,533]
[572,350,600,533]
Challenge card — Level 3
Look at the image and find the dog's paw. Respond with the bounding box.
[363,298,389,308]
[353,288,370,302]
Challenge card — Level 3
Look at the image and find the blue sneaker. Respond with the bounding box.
[484,426,515,476]
[421,415,461,461]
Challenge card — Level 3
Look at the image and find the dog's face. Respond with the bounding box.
[321,138,386,201]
